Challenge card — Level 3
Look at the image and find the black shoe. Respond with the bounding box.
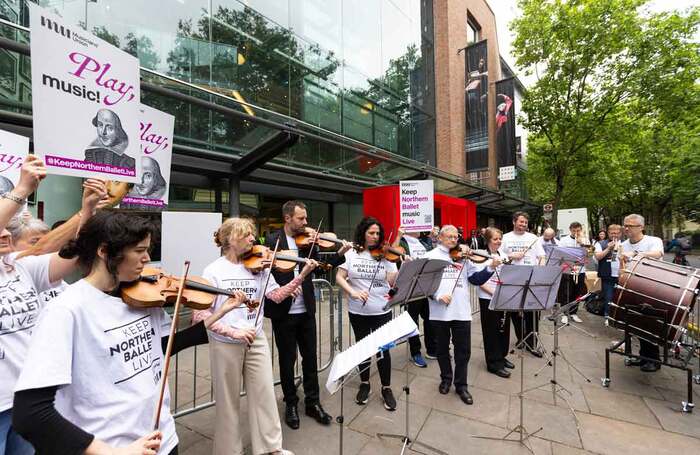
[640,361,661,372]
[626,358,643,367]
[488,368,511,378]
[504,359,515,369]
[305,403,332,425]
[456,388,473,405]
[381,387,397,411]
[527,347,543,358]
[356,382,371,405]
[285,404,300,430]
[438,381,450,395]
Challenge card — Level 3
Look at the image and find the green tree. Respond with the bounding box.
[512,0,699,227]
[123,33,161,70]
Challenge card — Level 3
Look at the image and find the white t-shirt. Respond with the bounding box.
[39,281,67,304]
[403,235,428,259]
[621,235,664,259]
[338,249,397,316]
[15,279,178,453]
[499,231,545,266]
[202,256,279,343]
[425,245,481,322]
[285,235,306,314]
[594,241,621,277]
[0,252,55,412]
[476,250,509,300]
[558,236,587,275]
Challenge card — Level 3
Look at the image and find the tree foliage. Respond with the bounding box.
[512,0,699,232]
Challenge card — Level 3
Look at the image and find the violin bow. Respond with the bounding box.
[363,231,393,306]
[250,238,280,343]
[153,261,191,430]
[308,219,323,257]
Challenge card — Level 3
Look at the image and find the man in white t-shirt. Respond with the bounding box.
[499,211,546,357]
[619,214,664,373]
[394,226,435,367]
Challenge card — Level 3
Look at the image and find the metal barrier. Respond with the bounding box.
[171,278,340,418]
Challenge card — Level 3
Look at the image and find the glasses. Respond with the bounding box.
[624,224,642,229]
[443,235,459,240]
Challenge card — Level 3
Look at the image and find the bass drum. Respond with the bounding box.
[609,257,700,346]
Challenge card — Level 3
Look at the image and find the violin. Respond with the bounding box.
[121,267,260,311]
[294,227,352,251]
[367,243,406,263]
[242,245,332,273]
[449,247,510,264]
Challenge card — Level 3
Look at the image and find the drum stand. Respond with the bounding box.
[602,307,696,413]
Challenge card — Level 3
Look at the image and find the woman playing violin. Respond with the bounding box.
[193,217,316,455]
[13,212,243,455]
[475,227,514,379]
[335,217,399,411]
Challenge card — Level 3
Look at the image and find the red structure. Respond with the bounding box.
[362,185,476,238]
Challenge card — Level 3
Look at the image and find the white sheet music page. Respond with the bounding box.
[326,312,418,394]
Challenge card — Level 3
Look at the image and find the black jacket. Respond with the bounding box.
[263,229,346,320]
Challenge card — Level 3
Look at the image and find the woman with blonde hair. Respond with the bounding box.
[193,217,318,455]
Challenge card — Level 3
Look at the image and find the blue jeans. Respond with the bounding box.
[601,277,618,317]
[0,409,34,455]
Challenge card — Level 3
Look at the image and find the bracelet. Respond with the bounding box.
[1,192,26,205]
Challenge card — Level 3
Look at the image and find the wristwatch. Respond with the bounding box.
[1,192,27,205]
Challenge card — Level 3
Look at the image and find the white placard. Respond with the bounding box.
[0,129,28,192]
[29,3,141,182]
[161,212,223,276]
[121,105,174,210]
[498,165,516,181]
[399,180,434,233]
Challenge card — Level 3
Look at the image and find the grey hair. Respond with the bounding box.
[624,214,645,227]
[439,225,458,235]
[7,215,50,243]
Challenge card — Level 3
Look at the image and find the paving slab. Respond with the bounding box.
[507,398,582,448]
[577,412,700,455]
[642,396,700,439]
[580,384,661,428]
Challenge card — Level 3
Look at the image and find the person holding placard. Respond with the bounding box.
[0,156,106,455]
[336,217,399,411]
[424,225,500,405]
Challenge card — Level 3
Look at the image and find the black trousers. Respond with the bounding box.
[407,298,436,356]
[479,299,510,371]
[511,311,539,350]
[271,312,320,407]
[557,273,588,315]
[432,320,471,391]
[349,312,393,386]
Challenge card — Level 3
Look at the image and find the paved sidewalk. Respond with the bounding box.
[172,255,700,454]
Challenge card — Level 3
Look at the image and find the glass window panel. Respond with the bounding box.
[289,0,341,57]
[380,0,414,76]
[238,0,289,28]
[342,0,381,79]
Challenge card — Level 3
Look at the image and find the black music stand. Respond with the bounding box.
[379,258,451,455]
[477,265,560,454]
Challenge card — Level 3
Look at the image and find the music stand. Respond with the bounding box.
[476,265,561,453]
[378,258,451,455]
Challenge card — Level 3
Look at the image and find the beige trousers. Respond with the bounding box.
[209,333,283,455]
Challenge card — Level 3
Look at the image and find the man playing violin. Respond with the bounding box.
[424,225,501,405]
[264,200,351,430]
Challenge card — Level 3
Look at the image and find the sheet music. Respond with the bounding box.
[326,312,418,394]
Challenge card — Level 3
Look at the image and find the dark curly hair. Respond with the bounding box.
[59,211,156,280]
[353,216,384,251]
